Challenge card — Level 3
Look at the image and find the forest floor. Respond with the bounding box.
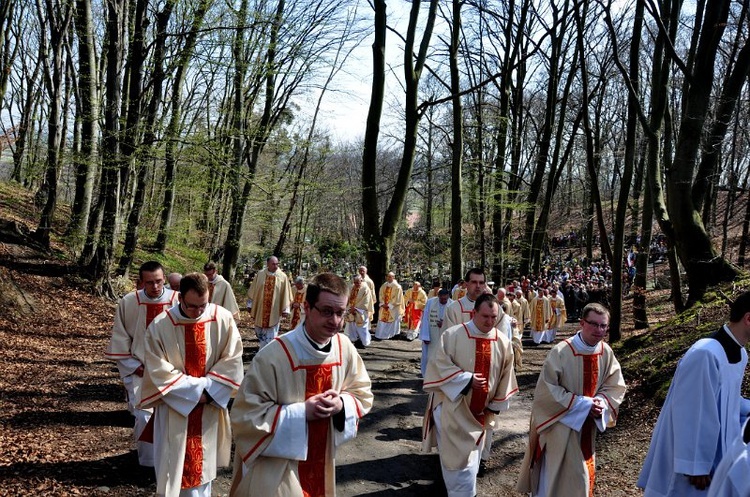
[0,236,664,496]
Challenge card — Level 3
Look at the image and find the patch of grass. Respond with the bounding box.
[616,275,750,406]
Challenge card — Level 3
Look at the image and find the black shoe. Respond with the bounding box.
[477,460,488,477]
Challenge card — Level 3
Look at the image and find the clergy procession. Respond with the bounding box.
[106,257,750,497]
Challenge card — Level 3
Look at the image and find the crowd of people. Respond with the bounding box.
[106,256,750,497]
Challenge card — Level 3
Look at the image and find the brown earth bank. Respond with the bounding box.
[1,242,660,496]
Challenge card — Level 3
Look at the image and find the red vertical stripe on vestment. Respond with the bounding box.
[299,365,333,497]
[181,321,207,489]
[581,354,599,497]
[469,338,492,426]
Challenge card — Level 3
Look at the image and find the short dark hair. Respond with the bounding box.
[203,261,217,271]
[180,272,209,297]
[729,291,750,323]
[438,289,451,297]
[475,293,498,313]
[139,261,165,279]
[582,303,609,321]
[464,268,485,282]
[305,273,348,306]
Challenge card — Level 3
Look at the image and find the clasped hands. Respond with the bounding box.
[305,389,343,420]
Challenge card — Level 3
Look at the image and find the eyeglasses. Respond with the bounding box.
[312,304,346,319]
[182,301,208,311]
[584,319,609,330]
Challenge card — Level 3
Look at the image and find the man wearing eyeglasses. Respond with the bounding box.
[517,303,626,497]
[230,272,373,496]
[140,272,244,497]
[638,291,750,497]
[106,260,178,467]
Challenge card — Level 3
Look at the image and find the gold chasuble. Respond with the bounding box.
[261,275,276,328]
[380,286,393,322]
[290,286,306,330]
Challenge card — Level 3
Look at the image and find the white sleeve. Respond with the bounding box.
[205,377,233,409]
[117,357,143,379]
[161,376,208,417]
[419,302,431,342]
[559,395,593,432]
[441,371,474,402]
[261,402,308,460]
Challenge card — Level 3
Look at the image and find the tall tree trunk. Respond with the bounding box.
[114,0,149,276]
[449,0,463,281]
[66,0,98,247]
[361,0,438,292]
[154,0,214,252]
[520,0,568,275]
[666,0,739,305]
[86,0,125,297]
[607,0,642,341]
[34,0,73,248]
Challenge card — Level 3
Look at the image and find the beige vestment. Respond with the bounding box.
[517,335,626,496]
[247,268,292,328]
[346,285,373,327]
[422,320,518,469]
[209,274,240,317]
[548,295,567,329]
[529,296,552,332]
[443,296,475,330]
[230,328,373,496]
[140,304,244,497]
[290,284,307,329]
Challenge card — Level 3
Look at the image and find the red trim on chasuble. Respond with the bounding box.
[580,354,599,497]
[182,321,207,489]
[380,286,393,322]
[208,282,215,302]
[298,364,333,497]
[261,274,276,328]
[469,334,492,426]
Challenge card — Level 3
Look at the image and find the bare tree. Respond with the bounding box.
[34,0,73,247]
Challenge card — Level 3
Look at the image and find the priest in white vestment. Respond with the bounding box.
[638,291,750,497]
[422,293,518,497]
[345,275,374,347]
[230,273,374,496]
[419,289,452,377]
[517,303,626,497]
[106,261,178,467]
[290,277,307,329]
[708,418,750,497]
[374,272,405,340]
[203,261,240,317]
[140,273,244,497]
[246,256,293,348]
